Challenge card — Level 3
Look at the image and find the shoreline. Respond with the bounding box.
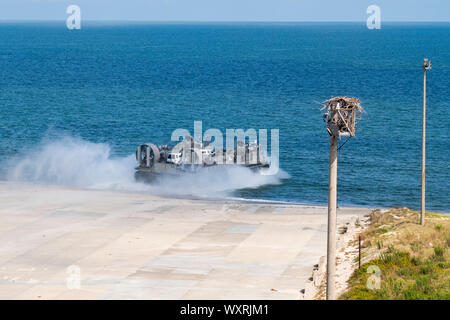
[0,182,371,299]
[4,181,447,215]
[0,180,382,210]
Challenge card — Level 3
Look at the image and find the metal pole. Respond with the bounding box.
[421,66,426,226]
[326,135,338,300]
[358,235,361,269]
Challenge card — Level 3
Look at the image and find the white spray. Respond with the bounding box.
[5,136,289,199]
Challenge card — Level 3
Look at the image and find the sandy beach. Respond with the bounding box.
[0,182,371,299]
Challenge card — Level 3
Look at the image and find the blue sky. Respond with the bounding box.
[0,0,449,22]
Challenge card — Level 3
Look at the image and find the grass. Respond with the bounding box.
[340,207,450,300]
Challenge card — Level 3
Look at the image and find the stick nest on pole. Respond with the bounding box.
[322,96,363,137]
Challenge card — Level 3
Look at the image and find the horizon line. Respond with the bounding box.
[0,19,449,23]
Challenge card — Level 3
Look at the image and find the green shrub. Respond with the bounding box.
[342,247,449,300]
[380,249,410,267]
[387,277,404,297]
[411,257,422,266]
[433,246,445,258]
[419,264,434,274]
[437,262,450,269]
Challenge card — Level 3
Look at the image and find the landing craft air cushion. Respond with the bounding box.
[135,136,270,182]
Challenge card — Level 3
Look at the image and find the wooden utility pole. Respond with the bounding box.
[326,135,338,300]
[421,59,431,226]
[323,96,362,300]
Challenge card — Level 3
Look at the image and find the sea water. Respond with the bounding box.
[0,22,448,211]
